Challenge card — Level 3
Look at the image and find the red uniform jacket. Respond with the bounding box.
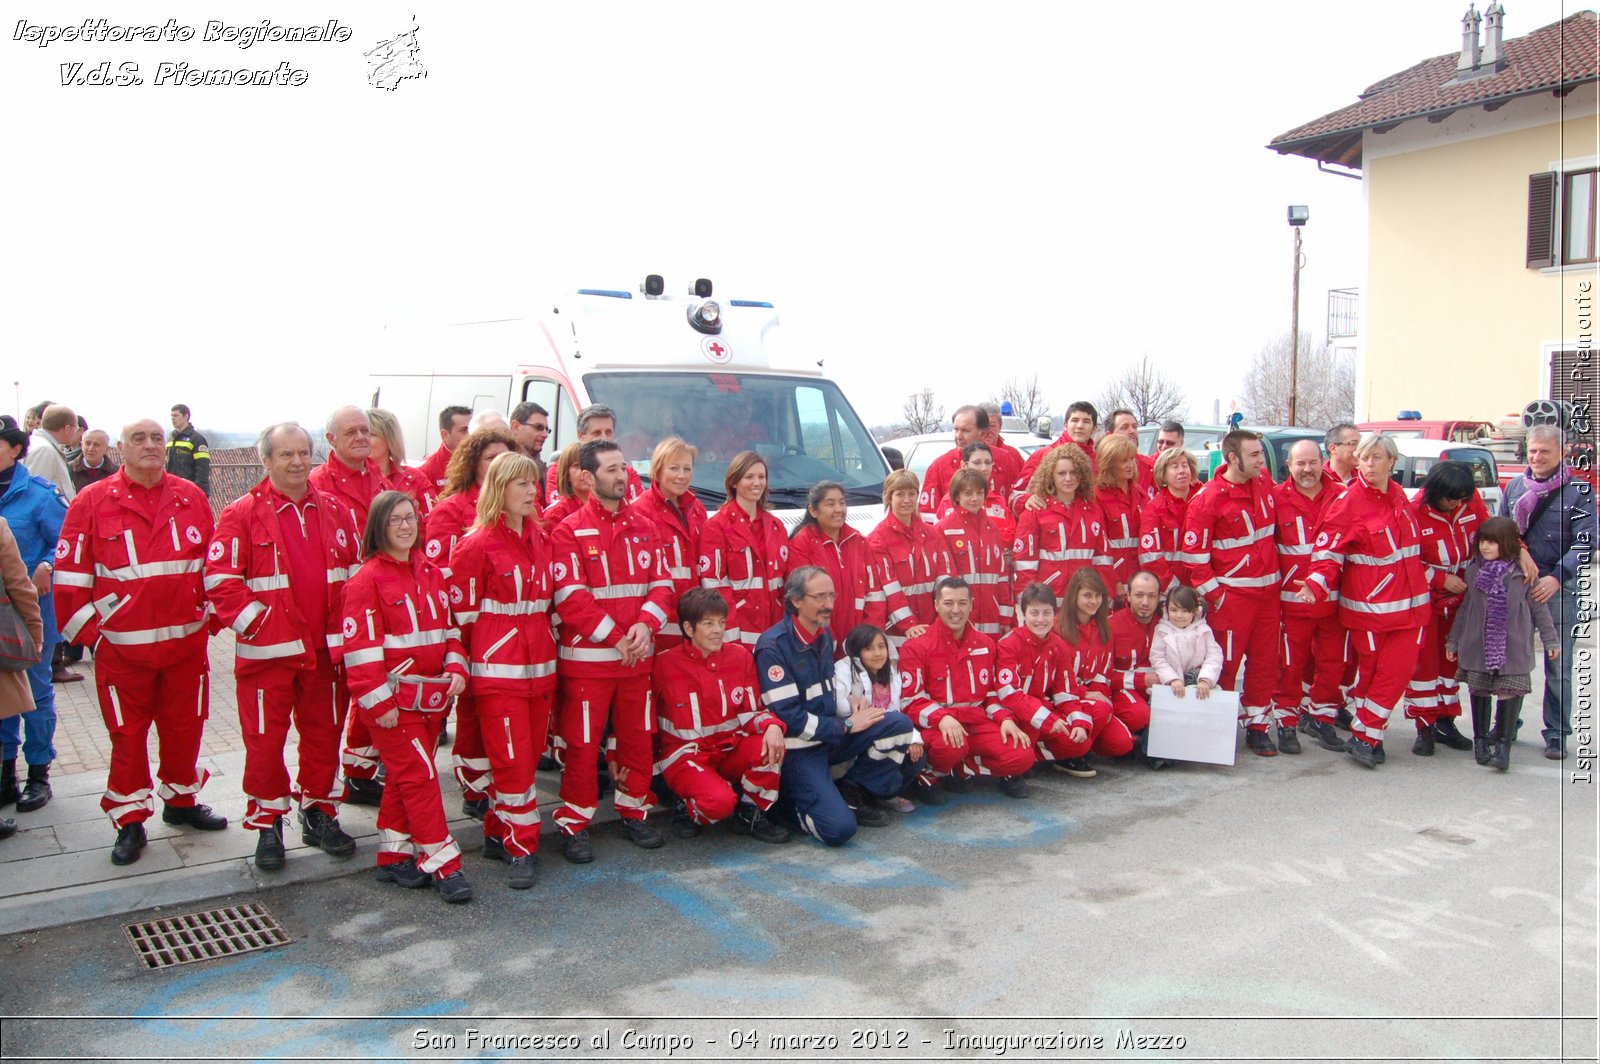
[422,487,479,577]
[699,501,789,648]
[988,438,1024,498]
[446,517,557,695]
[205,478,360,673]
[868,513,952,642]
[632,484,709,634]
[785,522,886,647]
[550,496,674,677]
[1097,481,1143,593]
[1062,620,1113,700]
[918,447,965,521]
[388,464,438,522]
[1303,474,1432,633]
[1180,471,1280,608]
[898,622,1011,729]
[1412,492,1489,615]
[1013,435,1097,496]
[1137,488,1192,591]
[1011,496,1112,599]
[934,505,1013,637]
[651,641,780,773]
[996,627,1091,730]
[542,494,582,528]
[544,463,641,507]
[308,456,391,536]
[54,471,211,667]
[1108,607,1159,696]
[417,444,453,491]
[935,489,1015,542]
[338,551,468,721]
[1274,478,1342,619]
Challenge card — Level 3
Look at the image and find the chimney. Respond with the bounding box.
[1483,1,1506,66]
[1459,3,1482,71]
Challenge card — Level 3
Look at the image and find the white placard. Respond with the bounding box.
[1146,684,1240,766]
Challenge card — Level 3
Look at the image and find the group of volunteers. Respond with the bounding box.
[0,394,1588,906]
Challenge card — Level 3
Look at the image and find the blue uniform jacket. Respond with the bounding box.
[754,617,849,749]
[0,471,68,571]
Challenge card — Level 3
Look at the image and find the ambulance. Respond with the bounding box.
[370,275,892,530]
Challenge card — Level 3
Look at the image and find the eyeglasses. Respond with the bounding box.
[1332,439,1359,448]
[386,513,419,526]
[804,591,837,602]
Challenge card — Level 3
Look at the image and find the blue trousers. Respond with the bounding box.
[1542,582,1584,746]
[778,712,915,847]
[2,593,58,766]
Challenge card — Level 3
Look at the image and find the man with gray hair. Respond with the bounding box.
[977,401,1024,498]
[206,423,363,869]
[23,404,78,500]
[543,403,642,504]
[70,429,118,493]
[1323,422,1360,486]
[1500,424,1596,759]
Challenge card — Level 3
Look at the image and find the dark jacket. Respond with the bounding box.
[165,424,211,495]
[1446,558,1558,676]
[70,456,119,494]
[1500,466,1596,586]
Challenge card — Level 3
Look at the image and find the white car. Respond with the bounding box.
[884,431,1053,483]
[1385,436,1503,512]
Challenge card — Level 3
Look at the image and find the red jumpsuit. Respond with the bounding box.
[868,513,951,648]
[1137,488,1192,592]
[206,479,360,830]
[631,484,708,648]
[1302,475,1432,746]
[699,501,788,649]
[340,551,469,876]
[1108,607,1159,736]
[1406,493,1488,726]
[785,523,887,648]
[1011,496,1112,600]
[1273,478,1347,726]
[1097,481,1144,597]
[918,447,965,522]
[387,464,438,522]
[55,471,214,828]
[425,487,490,803]
[1181,472,1282,731]
[1062,620,1138,756]
[996,627,1093,763]
[900,624,1033,780]
[934,506,1013,638]
[651,642,782,824]
[934,489,1016,543]
[447,517,557,857]
[549,496,674,833]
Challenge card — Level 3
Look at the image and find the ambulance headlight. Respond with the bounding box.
[688,300,723,334]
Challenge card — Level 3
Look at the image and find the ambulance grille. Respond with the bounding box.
[123,903,290,970]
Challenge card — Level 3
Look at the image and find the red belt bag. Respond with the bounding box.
[387,661,453,713]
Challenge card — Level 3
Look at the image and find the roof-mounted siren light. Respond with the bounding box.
[1000,401,1015,416]
[688,298,722,335]
[641,274,666,298]
[1397,410,1422,420]
[691,278,713,298]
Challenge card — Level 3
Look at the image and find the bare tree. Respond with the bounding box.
[1095,354,1187,425]
[990,374,1052,424]
[1241,331,1355,426]
[901,388,946,435]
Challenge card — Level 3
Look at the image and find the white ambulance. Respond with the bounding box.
[370,275,892,530]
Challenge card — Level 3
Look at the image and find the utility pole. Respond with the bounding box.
[1290,225,1301,426]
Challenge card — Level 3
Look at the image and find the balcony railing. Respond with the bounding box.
[1327,288,1359,339]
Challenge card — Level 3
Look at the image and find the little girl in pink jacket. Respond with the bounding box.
[1149,586,1224,698]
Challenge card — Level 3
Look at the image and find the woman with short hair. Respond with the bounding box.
[869,469,951,649]
[1138,447,1199,592]
[698,452,788,648]
[632,438,708,648]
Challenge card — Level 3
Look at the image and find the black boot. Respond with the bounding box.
[1412,720,1435,756]
[16,763,51,812]
[0,760,17,808]
[0,816,16,840]
[1432,716,1474,751]
[1470,694,1493,765]
[1491,697,1521,771]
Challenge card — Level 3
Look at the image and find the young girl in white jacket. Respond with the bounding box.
[834,624,929,811]
[1150,586,1224,699]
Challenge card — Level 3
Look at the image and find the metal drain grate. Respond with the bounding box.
[124,902,291,970]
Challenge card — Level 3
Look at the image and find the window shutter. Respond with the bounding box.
[1527,172,1557,268]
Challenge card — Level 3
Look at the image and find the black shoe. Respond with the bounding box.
[620,817,665,849]
[997,775,1028,799]
[345,776,383,807]
[1544,739,1566,761]
[375,858,430,888]
[300,808,356,857]
[0,816,15,840]
[1147,756,1170,770]
[1374,741,1387,764]
[434,869,474,904]
[1412,725,1435,757]
[1473,737,1492,765]
[904,778,948,806]
[507,854,539,889]
[255,819,286,871]
[1335,707,1354,731]
[1346,737,1379,769]
[852,801,890,828]
[1276,724,1302,755]
[730,800,793,844]
[15,764,51,812]
[1245,729,1278,757]
[1432,718,1473,751]
[162,803,228,831]
[481,834,508,863]
[111,822,147,865]
[1307,719,1346,752]
[1297,714,1314,734]
[461,798,489,821]
[1052,759,1097,778]
[940,774,972,791]
[561,829,594,864]
[0,760,17,808]
[670,801,702,838]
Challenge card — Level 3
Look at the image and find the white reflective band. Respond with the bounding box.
[383,629,447,649]
[246,574,290,592]
[762,682,799,705]
[728,576,764,590]
[558,645,625,662]
[1282,589,1340,603]
[1217,573,1279,589]
[591,614,617,643]
[343,646,385,667]
[93,559,203,581]
[231,600,267,635]
[356,684,393,709]
[799,713,820,741]
[642,601,668,625]
[99,619,206,645]
[326,567,350,582]
[1211,525,1276,550]
[1038,548,1096,562]
[964,572,1001,585]
[1342,593,1432,614]
[444,652,468,670]
[476,597,549,616]
[470,661,557,679]
[236,639,307,660]
[453,610,480,625]
[61,602,96,640]
[668,565,692,580]
[1106,536,1138,550]
[1277,543,1313,556]
[657,715,743,741]
[1348,546,1421,566]
[203,572,242,590]
[52,571,94,588]
[591,582,651,600]
[1175,551,1210,564]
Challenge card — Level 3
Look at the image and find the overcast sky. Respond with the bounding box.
[3,0,1582,437]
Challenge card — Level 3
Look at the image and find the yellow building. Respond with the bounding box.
[1271,6,1597,424]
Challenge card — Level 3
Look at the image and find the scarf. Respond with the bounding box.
[1512,464,1570,533]
[1475,560,1514,670]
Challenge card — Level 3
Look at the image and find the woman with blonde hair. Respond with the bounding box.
[868,468,951,649]
[365,408,436,519]
[1012,444,1112,599]
[1139,446,1199,591]
[632,437,708,648]
[1094,434,1144,602]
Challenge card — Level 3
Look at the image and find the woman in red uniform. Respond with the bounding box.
[1138,447,1200,592]
[366,408,437,520]
[1057,567,1137,761]
[1095,434,1145,603]
[340,490,472,902]
[631,437,707,650]
[869,469,950,649]
[786,481,886,647]
[698,451,788,649]
[446,453,556,889]
[541,443,588,527]
[935,469,1012,638]
[1012,444,1113,600]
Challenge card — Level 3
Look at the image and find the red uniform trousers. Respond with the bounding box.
[1405,606,1463,726]
[1349,627,1427,746]
[341,710,379,780]
[96,642,210,828]
[236,652,346,830]
[1208,590,1281,729]
[920,717,1034,779]
[663,733,780,825]
[475,689,554,857]
[450,692,490,802]
[553,673,656,833]
[1082,696,1138,757]
[1275,614,1347,725]
[1019,714,1093,763]
[371,709,462,876]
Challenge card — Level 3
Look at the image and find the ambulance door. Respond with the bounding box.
[521,375,580,456]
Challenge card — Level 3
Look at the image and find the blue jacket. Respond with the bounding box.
[0,469,69,571]
[754,617,848,749]
[1500,466,1597,586]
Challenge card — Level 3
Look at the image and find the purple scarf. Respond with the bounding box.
[1474,559,1514,670]
[1512,464,1570,533]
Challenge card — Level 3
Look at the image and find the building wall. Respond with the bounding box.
[1362,85,1598,423]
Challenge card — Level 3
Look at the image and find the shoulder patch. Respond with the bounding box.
[185,525,202,545]
[553,561,568,581]
[1184,531,1198,546]
[55,539,70,560]
[637,549,651,569]
[424,539,442,559]
[767,665,784,683]
[341,616,357,639]
[207,540,225,562]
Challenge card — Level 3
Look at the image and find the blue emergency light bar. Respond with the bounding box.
[729,300,774,308]
[578,289,632,299]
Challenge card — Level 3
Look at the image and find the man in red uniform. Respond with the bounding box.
[54,419,224,865]
[1274,440,1348,753]
[978,402,1023,496]
[1105,409,1157,498]
[901,576,1034,795]
[1108,570,1162,762]
[417,405,471,491]
[918,405,988,522]
[1012,400,1099,498]
[309,406,393,805]
[543,404,643,505]
[1180,430,1284,756]
[206,423,362,870]
[1322,423,1360,487]
[550,440,674,863]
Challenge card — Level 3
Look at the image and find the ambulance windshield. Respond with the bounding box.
[583,372,888,507]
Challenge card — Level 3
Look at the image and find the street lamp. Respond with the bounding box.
[1287,205,1309,426]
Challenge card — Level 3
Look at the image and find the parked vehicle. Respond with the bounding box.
[1202,426,1326,483]
[1383,437,1503,510]
[1358,413,1527,489]
[1138,423,1229,482]
[886,430,1050,484]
